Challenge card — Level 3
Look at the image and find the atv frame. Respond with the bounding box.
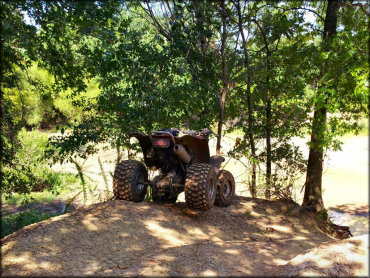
[113,129,235,210]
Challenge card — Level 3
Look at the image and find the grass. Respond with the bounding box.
[2,172,80,207]
[1,210,63,238]
[3,191,57,206]
[1,172,81,238]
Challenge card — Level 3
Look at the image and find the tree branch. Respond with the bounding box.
[272,5,326,22]
[339,2,370,17]
[253,19,270,56]
[138,0,172,40]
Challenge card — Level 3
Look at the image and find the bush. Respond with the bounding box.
[270,142,307,200]
[1,210,63,238]
[2,173,80,207]
[2,128,59,199]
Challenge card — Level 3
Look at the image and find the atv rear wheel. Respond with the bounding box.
[185,163,217,210]
[113,160,148,202]
[215,170,235,207]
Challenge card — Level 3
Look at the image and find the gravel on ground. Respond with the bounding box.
[2,197,368,276]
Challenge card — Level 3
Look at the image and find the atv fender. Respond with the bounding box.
[176,135,210,164]
[129,132,154,165]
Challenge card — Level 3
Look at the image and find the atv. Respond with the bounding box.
[113,128,235,210]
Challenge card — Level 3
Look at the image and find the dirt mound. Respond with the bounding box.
[1,197,365,276]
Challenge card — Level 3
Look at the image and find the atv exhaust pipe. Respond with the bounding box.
[174,144,191,164]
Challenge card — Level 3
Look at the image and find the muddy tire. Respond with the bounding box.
[113,160,148,202]
[185,163,217,210]
[215,170,235,207]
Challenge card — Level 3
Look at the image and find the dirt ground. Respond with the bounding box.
[278,234,369,277]
[1,197,368,276]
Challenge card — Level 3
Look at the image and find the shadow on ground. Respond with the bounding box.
[1,196,367,276]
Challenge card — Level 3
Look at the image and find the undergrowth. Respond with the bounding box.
[1,210,63,238]
[2,172,80,206]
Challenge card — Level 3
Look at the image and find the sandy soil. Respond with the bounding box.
[1,197,368,277]
[278,234,369,277]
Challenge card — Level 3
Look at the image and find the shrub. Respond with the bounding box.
[1,128,58,199]
[2,173,80,207]
[1,210,62,238]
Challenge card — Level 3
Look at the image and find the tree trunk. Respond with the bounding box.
[254,14,272,199]
[216,0,228,155]
[194,0,206,52]
[302,0,340,212]
[302,105,327,211]
[216,88,227,155]
[263,34,272,199]
[265,73,271,199]
[235,0,256,197]
[248,93,257,198]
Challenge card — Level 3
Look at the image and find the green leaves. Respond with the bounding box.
[2,1,368,200]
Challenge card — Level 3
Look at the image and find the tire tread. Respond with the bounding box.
[185,163,216,210]
[113,160,147,201]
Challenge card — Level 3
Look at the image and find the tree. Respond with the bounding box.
[48,3,220,163]
[233,0,257,197]
[216,0,230,154]
[229,1,313,199]
[137,1,240,154]
[302,0,368,212]
[0,0,122,192]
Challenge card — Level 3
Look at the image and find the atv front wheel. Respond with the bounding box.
[113,160,148,202]
[215,170,235,207]
[185,163,217,210]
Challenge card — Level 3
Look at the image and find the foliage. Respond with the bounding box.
[226,1,313,198]
[1,0,368,210]
[269,142,306,200]
[1,1,113,199]
[2,172,79,206]
[316,209,329,221]
[304,1,368,152]
[47,4,221,164]
[1,210,63,238]
[1,128,58,198]
[2,63,101,128]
